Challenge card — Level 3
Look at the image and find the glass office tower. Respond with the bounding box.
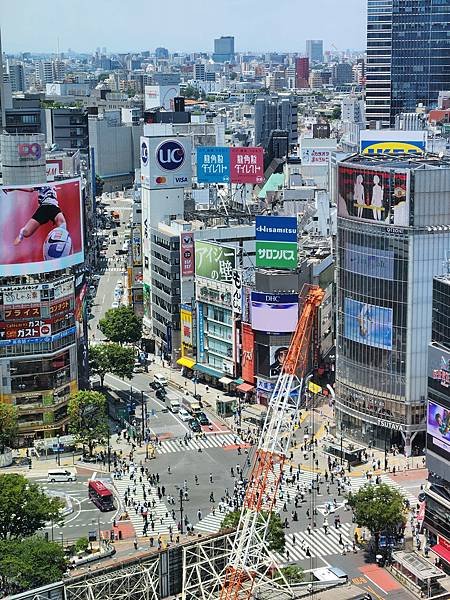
[335,154,450,455]
[366,0,450,126]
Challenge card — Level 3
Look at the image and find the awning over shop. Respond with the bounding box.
[432,543,450,564]
[237,383,255,393]
[219,376,234,385]
[194,364,223,378]
[177,357,196,369]
[234,378,244,385]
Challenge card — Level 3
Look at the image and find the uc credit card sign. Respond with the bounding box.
[140,136,192,189]
[197,147,230,183]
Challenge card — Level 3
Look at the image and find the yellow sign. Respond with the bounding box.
[180,306,193,357]
[308,381,322,395]
[361,141,424,155]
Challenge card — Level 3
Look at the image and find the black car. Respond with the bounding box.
[156,388,166,401]
[188,418,201,433]
[197,412,210,426]
[149,381,164,391]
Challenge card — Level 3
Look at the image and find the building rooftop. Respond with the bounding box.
[342,153,450,170]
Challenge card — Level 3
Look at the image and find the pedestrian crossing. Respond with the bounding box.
[157,433,242,454]
[195,504,234,534]
[106,267,125,272]
[272,522,354,564]
[344,474,418,507]
[113,477,177,537]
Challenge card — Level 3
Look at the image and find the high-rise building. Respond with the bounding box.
[366,0,450,127]
[423,275,450,568]
[335,154,450,455]
[0,29,5,129]
[213,36,235,63]
[295,57,309,88]
[332,62,353,87]
[306,40,323,64]
[155,47,169,60]
[8,64,25,93]
[254,95,298,149]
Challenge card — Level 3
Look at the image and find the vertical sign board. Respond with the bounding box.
[180,232,195,277]
[255,216,298,270]
[230,147,264,184]
[231,269,242,315]
[197,302,205,362]
[241,323,255,384]
[180,305,193,357]
[197,147,230,183]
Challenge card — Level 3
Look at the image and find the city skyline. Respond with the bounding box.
[2,0,367,54]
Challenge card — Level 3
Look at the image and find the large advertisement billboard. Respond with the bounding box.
[301,148,332,165]
[360,130,426,155]
[197,147,230,183]
[194,241,236,283]
[269,345,289,378]
[338,165,409,226]
[251,292,298,334]
[140,136,192,190]
[427,399,450,459]
[343,297,393,350]
[255,216,298,270]
[180,304,193,357]
[338,164,409,226]
[344,243,394,280]
[428,346,450,395]
[241,323,255,384]
[180,232,195,277]
[0,179,84,276]
[230,147,264,184]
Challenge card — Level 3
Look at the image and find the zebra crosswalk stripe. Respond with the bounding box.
[273,522,353,563]
[113,477,176,536]
[195,506,233,534]
[157,433,240,454]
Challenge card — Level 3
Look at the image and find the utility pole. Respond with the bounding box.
[179,489,184,534]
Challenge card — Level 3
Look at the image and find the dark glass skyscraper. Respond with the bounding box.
[366,0,450,127]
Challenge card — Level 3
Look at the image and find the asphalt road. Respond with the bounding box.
[27,471,112,543]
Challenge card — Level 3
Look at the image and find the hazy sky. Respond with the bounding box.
[2,0,367,54]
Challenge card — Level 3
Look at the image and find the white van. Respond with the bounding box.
[154,373,168,387]
[47,469,77,483]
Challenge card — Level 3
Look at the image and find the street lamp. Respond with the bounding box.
[56,434,61,467]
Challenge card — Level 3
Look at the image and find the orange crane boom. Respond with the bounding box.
[219,286,324,600]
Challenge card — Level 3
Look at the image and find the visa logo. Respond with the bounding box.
[174,176,188,184]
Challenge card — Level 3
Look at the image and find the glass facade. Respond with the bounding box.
[366,0,450,126]
[336,157,450,453]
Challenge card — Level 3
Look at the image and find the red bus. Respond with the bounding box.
[88,480,115,512]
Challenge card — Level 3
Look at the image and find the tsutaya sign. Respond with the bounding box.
[376,418,403,431]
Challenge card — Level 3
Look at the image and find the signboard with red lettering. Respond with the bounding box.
[230,147,264,184]
[4,306,41,320]
[180,232,194,277]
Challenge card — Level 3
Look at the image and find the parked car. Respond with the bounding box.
[111,301,119,309]
[178,408,191,422]
[188,418,201,433]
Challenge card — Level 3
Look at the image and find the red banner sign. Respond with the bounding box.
[241,323,255,384]
[230,147,264,184]
[4,306,41,320]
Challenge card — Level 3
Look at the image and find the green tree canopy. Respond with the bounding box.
[0,403,18,452]
[106,343,135,380]
[89,343,135,385]
[221,511,285,552]
[68,391,109,456]
[0,537,67,595]
[273,565,304,585]
[346,483,406,548]
[99,306,142,345]
[332,106,342,120]
[183,85,200,100]
[0,474,63,540]
[89,344,110,387]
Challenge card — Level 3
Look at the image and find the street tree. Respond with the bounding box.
[346,483,406,548]
[0,537,67,595]
[0,474,63,540]
[273,565,304,585]
[68,391,109,457]
[221,511,285,552]
[0,404,18,452]
[89,344,110,387]
[99,306,142,345]
[106,343,135,380]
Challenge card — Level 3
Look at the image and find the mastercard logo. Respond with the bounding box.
[361,141,425,155]
[155,176,167,184]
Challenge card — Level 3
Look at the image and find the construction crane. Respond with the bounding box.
[219,285,325,600]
